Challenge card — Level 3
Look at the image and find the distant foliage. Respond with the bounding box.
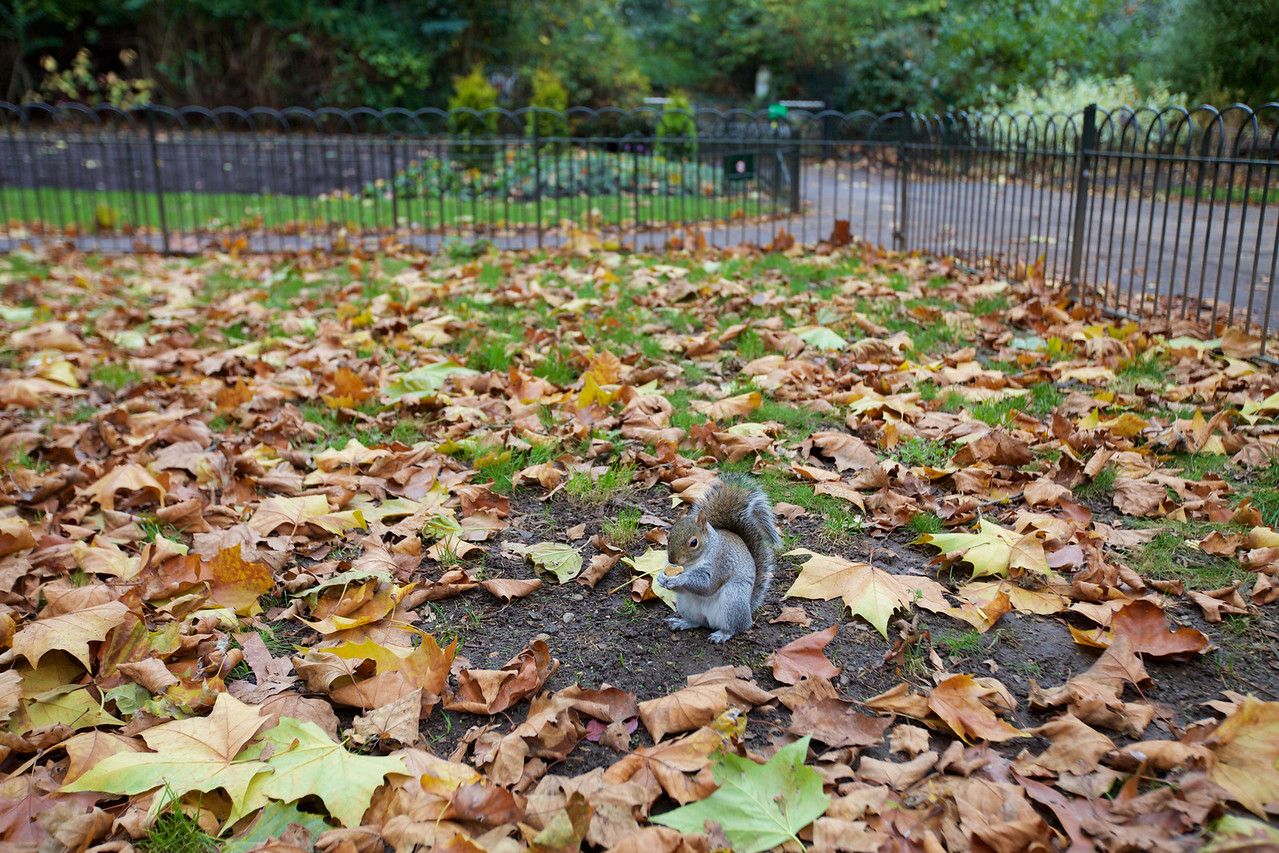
[1150,0,1279,106]
[842,28,933,113]
[31,48,153,108]
[527,69,569,141]
[449,68,498,129]
[655,92,697,159]
[989,73,1185,116]
[375,149,719,200]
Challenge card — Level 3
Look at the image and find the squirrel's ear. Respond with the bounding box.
[695,508,709,529]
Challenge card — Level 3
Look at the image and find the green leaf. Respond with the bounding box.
[526,541,584,583]
[793,325,848,351]
[61,692,272,813]
[384,361,478,404]
[230,716,407,828]
[651,735,829,853]
[913,518,1018,579]
[224,801,331,853]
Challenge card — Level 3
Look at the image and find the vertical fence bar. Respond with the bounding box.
[145,106,170,254]
[1067,104,1098,301]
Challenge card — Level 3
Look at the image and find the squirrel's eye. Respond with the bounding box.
[689,537,699,549]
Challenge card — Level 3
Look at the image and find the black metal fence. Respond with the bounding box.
[2,102,1278,350]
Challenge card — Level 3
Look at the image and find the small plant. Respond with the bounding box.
[969,395,1021,427]
[906,512,943,535]
[822,508,866,542]
[564,462,636,507]
[735,329,767,362]
[938,630,982,659]
[1027,381,1064,418]
[603,507,642,546]
[138,807,219,853]
[4,444,49,474]
[895,437,952,469]
[1074,464,1118,502]
[90,362,144,393]
[468,336,513,373]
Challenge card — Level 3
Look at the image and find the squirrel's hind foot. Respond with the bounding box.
[665,617,700,631]
[707,630,736,643]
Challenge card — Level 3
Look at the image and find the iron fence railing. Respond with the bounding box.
[2,102,1278,351]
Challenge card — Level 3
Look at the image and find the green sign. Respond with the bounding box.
[725,152,755,181]
[768,103,788,120]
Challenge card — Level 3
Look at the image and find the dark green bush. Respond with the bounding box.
[449,67,499,168]
[655,91,697,159]
[527,68,569,141]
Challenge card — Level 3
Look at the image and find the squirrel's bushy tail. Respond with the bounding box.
[702,474,782,612]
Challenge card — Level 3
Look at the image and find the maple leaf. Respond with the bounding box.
[637,666,773,742]
[765,626,842,685]
[12,601,131,668]
[784,548,949,638]
[928,674,1027,743]
[1208,696,1279,817]
[915,519,1051,581]
[62,692,272,812]
[384,361,478,404]
[247,495,364,536]
[652,735,829,853]
[207,545,274,615]
[230,716,408,828]
[79,464,166,511]
[526,541,583,583]
[1069,599,1211,659]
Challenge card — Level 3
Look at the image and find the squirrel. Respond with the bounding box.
[657,474,782,643]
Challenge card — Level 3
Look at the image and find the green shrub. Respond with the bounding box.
[656,91,697,159]
[527,68,569,141]
[449,67,498,167]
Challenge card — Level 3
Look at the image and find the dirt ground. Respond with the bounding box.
[404,483,1279,778]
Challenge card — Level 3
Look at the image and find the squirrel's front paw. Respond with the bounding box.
[707,630,736,643]
[656,573,684,590]
[665,617,698,631]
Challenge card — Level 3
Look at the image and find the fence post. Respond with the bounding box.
[788,130,801,215]
[1067,104,1098,302]
[895,115,909,250]
[145,106,170,255]
[533,111,543,251]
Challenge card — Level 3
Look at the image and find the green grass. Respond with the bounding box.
[1116,350,1167,389]
[138,808,220,853]
[89,362,145,392]
[564,461,636,507]
[937,629,983,659]
[602,507,642,547]
[2,186,780,233]
[1074,464,1117,502]
[969,394,1022,427]
[822,506,866,542]
[1027,382,1065,418]
[753,399,826,437]
[906,512,943,535]
[1119,522,1248,591]
[1238,457,1279,526]
[895,437,953,469]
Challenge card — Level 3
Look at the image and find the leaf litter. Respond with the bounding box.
[0,238,1277,850]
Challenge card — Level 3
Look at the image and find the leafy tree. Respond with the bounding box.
[927,0,1155,108]
[1148,0,1279,106]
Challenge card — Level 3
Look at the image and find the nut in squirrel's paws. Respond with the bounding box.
[663,564,684,577]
